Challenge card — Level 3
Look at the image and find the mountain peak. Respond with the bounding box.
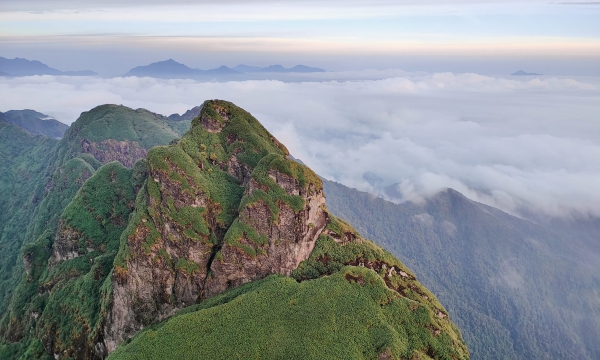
[124,59,195,77]
[0,100,468,360]
[511,70,542,76]
[190,99,289,155]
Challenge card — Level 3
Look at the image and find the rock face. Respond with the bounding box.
[103,100,327,353]
[205,172,327,297]
[82,139,147,168]
[49,221,83,266]
[0,104,182,360]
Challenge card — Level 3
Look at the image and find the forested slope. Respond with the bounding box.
[323,180,600,360]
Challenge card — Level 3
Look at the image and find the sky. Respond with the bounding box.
[1,0,599,220]
[1,0,599,76]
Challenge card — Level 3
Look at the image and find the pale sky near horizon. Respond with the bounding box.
[1,0,599,75]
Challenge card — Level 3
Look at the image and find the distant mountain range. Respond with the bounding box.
[124,59,325,78]
[232,64,325,73]
[0,57,97,77]
[124,59,238,78]
[0,57,325,79]
[511,70,542,76]
[0,110,68,138]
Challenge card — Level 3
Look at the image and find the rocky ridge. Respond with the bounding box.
[103,100,329,351]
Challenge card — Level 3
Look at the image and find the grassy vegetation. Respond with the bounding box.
[0,104,181,359]
[109,268,468,360]
[181,100,288,170]
[67,105,180,150]
[291,216,467,351]
[117,99,319,264]
[110,133,468,360]
[0,161,139,358]
[60,161,137,251]
[237,153,321,223]
[164,119,192,137]
[0,121,58,317]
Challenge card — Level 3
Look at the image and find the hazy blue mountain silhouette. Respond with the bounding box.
[233,64,325,73]
[0,57,97,76]
[124,60,325,78]
[124,59,238,78]
[511,70,542,76]
[0,110,68,138]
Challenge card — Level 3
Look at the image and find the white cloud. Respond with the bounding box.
[0,72,599,218]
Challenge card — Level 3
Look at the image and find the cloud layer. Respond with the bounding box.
[0,72,598,218]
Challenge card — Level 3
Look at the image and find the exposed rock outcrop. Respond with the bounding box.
[82,139,147,168]
[49,221,84,266]
[103,165,214,352]
[205,173,328,297]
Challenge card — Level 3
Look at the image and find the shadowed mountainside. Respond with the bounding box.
[0,110,68,139]
[323,180,600,360]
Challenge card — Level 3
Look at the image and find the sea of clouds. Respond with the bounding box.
[1,71,599,219]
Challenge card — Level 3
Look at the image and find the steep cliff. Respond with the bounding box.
[0,105,181,359]
[104,100,328,351]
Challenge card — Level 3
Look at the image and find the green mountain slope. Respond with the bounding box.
[0,110,69,139]
[1,101,468,360]
[0,105,181,359]
[110,267,462,360]
[0,120,58,318]
[322,181,600,360]
[67,105,180,150]
[0,162,140,359]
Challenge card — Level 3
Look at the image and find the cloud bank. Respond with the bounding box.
[0,72,598,218]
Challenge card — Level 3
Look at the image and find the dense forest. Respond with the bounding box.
[323,181,600,359]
